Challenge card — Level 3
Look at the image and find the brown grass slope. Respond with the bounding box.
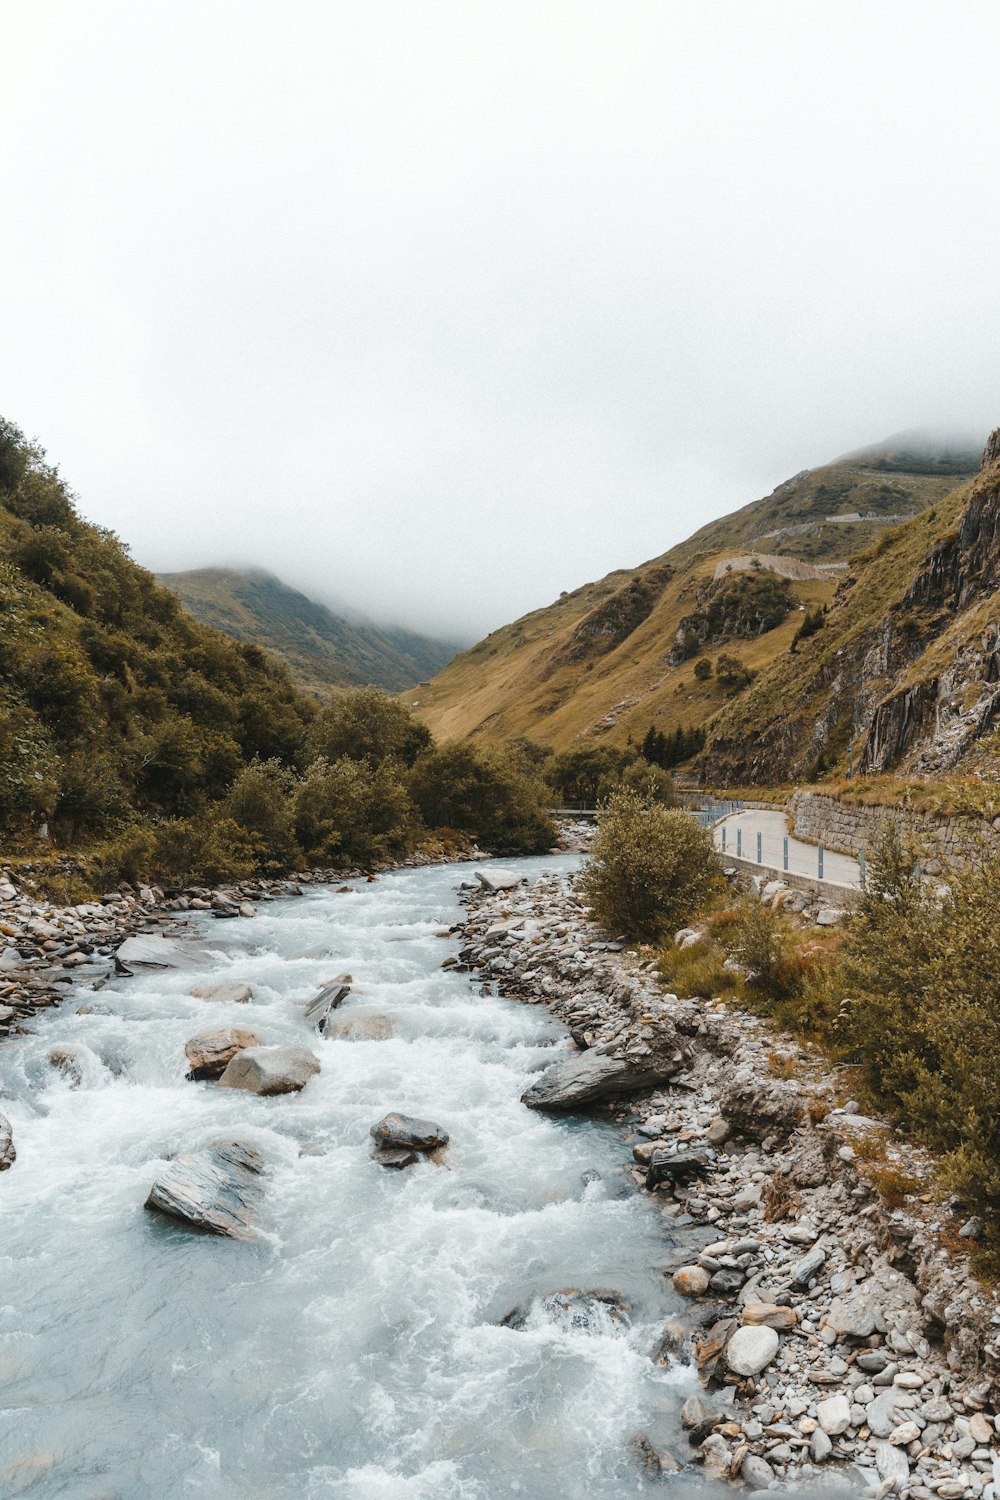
[405,438,979,754]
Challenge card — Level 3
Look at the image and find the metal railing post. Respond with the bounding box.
[859,849,865,889]
[721,827,726,852]
[783,836,789,872]
[818,842,825,880]
[757,831,762,864]
[737,828,742,858]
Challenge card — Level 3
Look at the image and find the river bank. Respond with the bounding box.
[454,866,1000,1498]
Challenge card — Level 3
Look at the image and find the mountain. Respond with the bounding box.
[701,429,1000,783]
[404,433,982,755]
[157,567,460,697]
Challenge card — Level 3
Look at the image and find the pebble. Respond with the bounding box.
[817,1395,852,1436]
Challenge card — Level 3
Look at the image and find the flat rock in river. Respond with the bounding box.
[218,1045,320,1096]
[474,869,524,892]
[521,1050,684,1111]
[304,975,352,1032]
[190,982,253,1004]
[184,1028,261,1080]
[326,1012,393,1041]
[144,1140,264,1238]
[115,934,215,973]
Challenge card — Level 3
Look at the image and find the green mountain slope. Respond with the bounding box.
[158,567,459,697]
[405,434,981,755]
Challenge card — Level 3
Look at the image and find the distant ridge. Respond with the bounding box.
[158,567,460,696]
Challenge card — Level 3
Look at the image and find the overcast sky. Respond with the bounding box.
[2,1,998,640]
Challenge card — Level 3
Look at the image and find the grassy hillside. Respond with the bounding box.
[158,567,459,696]
[405,436,980,756]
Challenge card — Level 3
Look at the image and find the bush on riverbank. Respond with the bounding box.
[581,791,719,940]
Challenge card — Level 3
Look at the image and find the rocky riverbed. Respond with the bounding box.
[454,865,1000,1498]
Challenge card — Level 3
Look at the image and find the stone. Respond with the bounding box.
[874,1441,909,1488]
[116,934,215,972]
[720,1068,805,1141]
[826,1281,886,1339]
[706,1116,730,1147]
[645,1148,712,1189]
[959,1216,984,1241]
[969,1412,993,1445]
[699,1433,731,1482]
[184,1028,261,1080]
[810,1428,833,1462]
[742,1454,777,1487]
[816,906,846,926]
[673,1265,711,1296]
[325,1013,393,1041]
[680,1395,719,1431]
[372,1146,419,1169]
[303,974,352,1031]
[218,1045,320,1095]
[144,1140,265,1239]
[817,1394,852,1436]
[731,1182,762,1211]
[474,869,524,892]
[866,1389,914,1439]
[521,1048,683,1111]
[0,1111,14,1171]
[791,1245,827,1287]
[741,1301,798,1330]
[48,1047,82,1085]
[725,1324,779,1376]
[190,982,253,1005]
[887,1422,920,1446]
[370,1112,449,1152]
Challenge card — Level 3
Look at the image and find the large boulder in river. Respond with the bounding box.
[144,1140,264,1239]
[190,982,253,1005]
[370,1112,449,1151]
[217,1044,320,1096]
[521,1049,685,1112]
[326,1012,393,1041]
[474,868,524,892]
[0,1112,14,1171]
[184,1028,261,1080]
[115,933,215,973]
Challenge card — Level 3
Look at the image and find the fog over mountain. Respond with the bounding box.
[2,1,999,636]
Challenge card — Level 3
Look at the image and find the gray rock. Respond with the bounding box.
[144,1140,264,1239]
[817,1394,852,1435]
[521,1049,683,1111]
[190,982,253,1004]
[791,1245,826,1287]
[725,1324,779,1376]
[372,1145,419,1169]
[116,934,215,972]
[370,1112,449,1152]
[720,1067,804,1140]
[184,1028,261,1080]
[866,1389,914,1439]
[303,974,352,1032]
[0,1112,14,1171]
[325,1012,393,1042]
[810,1428,833,1462]
[218,1045,320,1096]
[474,869,525,892]
[742,1455,777,1488]
[826,1280,888,1339]
[874,1440,909,1487]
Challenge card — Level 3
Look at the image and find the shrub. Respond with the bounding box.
[581,791,720,941]
[224,758,299,870]
[306,687,431,768]
[152,814,259,885]
[693,657,713,680]
[842,821,1000,1219]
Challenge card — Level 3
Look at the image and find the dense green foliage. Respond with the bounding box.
[640,723,706,769]
[0,420,554,883]
[581,792,719,941]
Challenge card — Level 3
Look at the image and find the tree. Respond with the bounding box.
[694,657,713,680]
[581,791,719,941]
[307,687,431,768]
[409,741,555,853]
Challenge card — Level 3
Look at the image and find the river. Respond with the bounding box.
[0,855,702,1498]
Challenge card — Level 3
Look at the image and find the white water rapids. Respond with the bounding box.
[0,856,705,1498]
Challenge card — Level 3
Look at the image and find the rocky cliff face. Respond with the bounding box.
[702,431,1000,783]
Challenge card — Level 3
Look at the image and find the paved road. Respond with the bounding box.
[713,809,861,889]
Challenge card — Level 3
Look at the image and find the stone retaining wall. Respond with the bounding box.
[788,790,999,869]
